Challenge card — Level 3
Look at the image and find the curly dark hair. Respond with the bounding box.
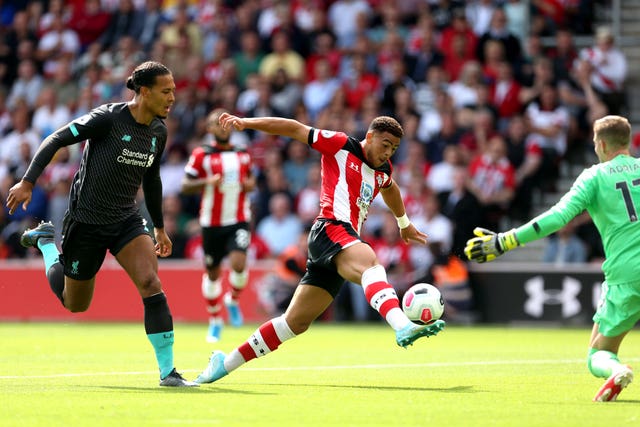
[368,116,404,138]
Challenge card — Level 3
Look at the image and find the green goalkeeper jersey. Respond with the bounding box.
[514,154,640,285]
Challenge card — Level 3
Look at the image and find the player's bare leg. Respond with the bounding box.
[224,250,248,327]
[117,235,197,387]
[335,243,445,347]
[203,265,224,342]
[21,221,95,311]
[195,284,332,384]
[61,277,96,312]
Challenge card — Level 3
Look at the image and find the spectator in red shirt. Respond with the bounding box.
[305,31,342,83]
[341,53,380,111]
[467,134,516,230]
[68,0,111,50]
[440,8,477,78]
[490,61,523,130]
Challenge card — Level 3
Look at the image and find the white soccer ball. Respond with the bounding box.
[402,283,445,324]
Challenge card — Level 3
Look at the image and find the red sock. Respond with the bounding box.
[364,281,401,318]
[237,316,295,363]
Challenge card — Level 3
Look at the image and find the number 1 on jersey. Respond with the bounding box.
[615,179,640,222]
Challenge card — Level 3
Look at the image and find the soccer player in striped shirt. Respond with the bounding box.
[195,113,445,384]
[465,115,637,402]
[6,61,197,387]
[182,108,256,342]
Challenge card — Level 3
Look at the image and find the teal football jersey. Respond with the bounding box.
[515,154,640,285]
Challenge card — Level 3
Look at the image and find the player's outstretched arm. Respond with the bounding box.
[464,227,520,263]
[218,113,311,144]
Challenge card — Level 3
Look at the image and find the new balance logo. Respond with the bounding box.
[150,137,157,153]
[121,135,132,142]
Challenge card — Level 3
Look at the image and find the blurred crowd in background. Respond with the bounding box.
[0,0,630,319]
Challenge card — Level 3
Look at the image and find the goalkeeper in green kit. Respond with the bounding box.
[465,115,638,402]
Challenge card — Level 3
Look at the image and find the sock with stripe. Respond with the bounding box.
[228,269,248,301]
[144,292,175,379]
[37,240,65,305]
[588,348,623,379]
[223,315,296,373]
[202,274,223,324]
[361,265,410,331]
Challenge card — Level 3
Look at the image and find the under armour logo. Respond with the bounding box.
[524,276,581,318]
[349,161,359,172]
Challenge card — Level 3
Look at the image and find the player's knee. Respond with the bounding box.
[206,265,221,281]
[284,317,312,335]
[65,301,90,313]
[138,274,163,295]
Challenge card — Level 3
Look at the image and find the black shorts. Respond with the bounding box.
[60,213,150,280]
[202,222,250,268]
[300,219,365,298]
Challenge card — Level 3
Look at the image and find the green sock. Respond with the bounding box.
[588,348,621,378]
[37,240,60,272]
[147,331,174,379]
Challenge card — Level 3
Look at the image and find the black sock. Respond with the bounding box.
[143,293,173,334]
[46,263,65,306]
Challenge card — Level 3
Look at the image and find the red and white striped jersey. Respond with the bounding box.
[309,128,393,235]
[184,144,253,227]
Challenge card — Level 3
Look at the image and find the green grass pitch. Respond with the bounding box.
[1,322,638,427]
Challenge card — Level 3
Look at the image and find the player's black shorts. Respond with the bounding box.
[60,213,150,280]
[300,219,365,298]
[202,222,250,268]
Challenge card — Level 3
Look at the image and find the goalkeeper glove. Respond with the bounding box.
[464,227,520,263]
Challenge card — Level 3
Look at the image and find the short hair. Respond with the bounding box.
[126,61,171,93]
[593,115,631,149]
[206,108,227,126]
[369,116,404,138]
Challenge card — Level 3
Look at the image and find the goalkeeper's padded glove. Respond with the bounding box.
[464,227,520,263]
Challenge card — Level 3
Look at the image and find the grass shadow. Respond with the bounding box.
[243,383,477,393]
[92,385,271,395]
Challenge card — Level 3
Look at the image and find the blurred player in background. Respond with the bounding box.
[6,61,197,387]
[181,108,255,342]
[465,115,637,402]
[195,113,445,385]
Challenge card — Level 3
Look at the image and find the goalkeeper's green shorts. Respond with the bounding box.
[593,281,640,337]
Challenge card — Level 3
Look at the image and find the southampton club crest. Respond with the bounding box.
[357,181,373,209]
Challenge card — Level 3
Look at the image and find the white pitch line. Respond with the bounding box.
[2,357,640,380]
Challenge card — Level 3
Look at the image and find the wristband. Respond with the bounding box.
[395,214,411,229]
